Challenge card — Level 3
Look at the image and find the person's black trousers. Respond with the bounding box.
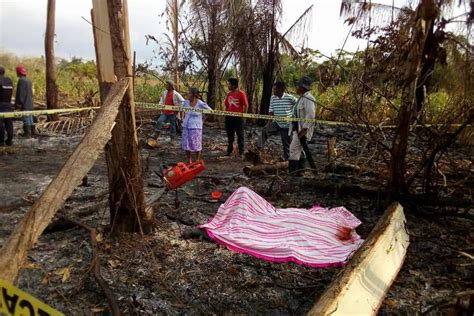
[0,103,13,146]
[225,116,244,155]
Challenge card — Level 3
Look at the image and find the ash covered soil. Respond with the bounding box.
[0,121,472,315]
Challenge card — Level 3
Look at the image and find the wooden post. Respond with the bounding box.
[45,0,59,120]
[327,136,336,164]
[92,0,152,233]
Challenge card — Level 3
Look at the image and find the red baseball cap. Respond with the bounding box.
[16,65,27,76]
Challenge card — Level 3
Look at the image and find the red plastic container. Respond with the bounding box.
[211,191,222,200]
[164,160,206,189]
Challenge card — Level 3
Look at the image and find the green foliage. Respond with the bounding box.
[56,58,98,101]
[0,52,169,105]
[424,91,450,122]
[0,52,98,103]
[134,77,165,103]
[0,53,47,100]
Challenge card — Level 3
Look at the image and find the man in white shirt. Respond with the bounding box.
[258,81,297,160]
[288,76,316,173]
[155,80,184,139]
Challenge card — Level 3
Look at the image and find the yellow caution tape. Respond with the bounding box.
[0,103,468,128]
[136,103,470,128]
[136,102,343,125]
[0,107,98,119]
[0,279,63,316]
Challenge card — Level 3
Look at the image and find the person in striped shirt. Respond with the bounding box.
[258,81,297,160]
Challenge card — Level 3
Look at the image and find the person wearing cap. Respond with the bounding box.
[0,66,14,146]
[288,76,316,173]
[224,78,248,157]
[155,80,184,139]
[14,65,35,137]
[181,87,212,163]
[258,81,297,160]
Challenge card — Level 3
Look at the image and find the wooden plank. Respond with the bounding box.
[308,202,409,316]
[91,0,115,83]
[0,79,129,282]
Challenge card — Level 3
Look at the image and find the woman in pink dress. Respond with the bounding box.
[181,88,212,163]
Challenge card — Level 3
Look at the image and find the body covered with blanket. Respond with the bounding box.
[198,187,364,267]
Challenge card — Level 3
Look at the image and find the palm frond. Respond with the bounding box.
[340,0,412,28]
[36,112,95,136]
[277,32,299,58]
[281,5,313,51]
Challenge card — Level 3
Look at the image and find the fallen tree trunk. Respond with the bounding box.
[309,203,409,315]
[280,176,473,209]
[0,79,128,282]
[243,162,289,176]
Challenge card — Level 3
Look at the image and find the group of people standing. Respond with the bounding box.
[154,75,316,173]
[0,65,35,147]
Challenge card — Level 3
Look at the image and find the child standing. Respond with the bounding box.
[181,88,212,163]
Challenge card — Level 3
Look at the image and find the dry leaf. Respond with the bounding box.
[23,262,40,269]
[108,259,121,268]
[54,267,71,282]
[384,298,397,308]
[90,307,105,313]
[96,233,103,242]
[41,274,50,285]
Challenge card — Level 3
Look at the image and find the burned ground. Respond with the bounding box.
[0,120,472,315]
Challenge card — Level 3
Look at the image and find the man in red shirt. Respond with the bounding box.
[224,78,248,157]
[155,80,184,139]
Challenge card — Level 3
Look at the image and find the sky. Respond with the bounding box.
[0,0,469,64]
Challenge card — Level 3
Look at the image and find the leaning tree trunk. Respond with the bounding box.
[92,0,152,234]
[387,0,439,199]
[45,0,59,121]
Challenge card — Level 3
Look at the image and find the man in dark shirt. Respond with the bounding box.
[15,65,34,137]
[0,66,14,146]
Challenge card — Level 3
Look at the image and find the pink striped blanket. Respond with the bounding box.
[198,187,364,268]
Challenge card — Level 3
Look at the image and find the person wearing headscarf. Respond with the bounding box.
[14,65,35,137]
[288,76,316,173]
[155,80,184,140]
[0,66,14,146]
[181,87,212,163]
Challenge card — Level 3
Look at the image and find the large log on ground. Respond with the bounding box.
[308,202,409,315]
[0,79,128,282]
[243,162,289,176]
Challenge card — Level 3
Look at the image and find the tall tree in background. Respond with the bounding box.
[341,0,473,197]
[248,1,312,115]
[188,0,234,108]
[388,0,439,196]
[45,0,59,121]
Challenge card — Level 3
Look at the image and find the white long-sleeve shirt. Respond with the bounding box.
[288,91,316,140]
